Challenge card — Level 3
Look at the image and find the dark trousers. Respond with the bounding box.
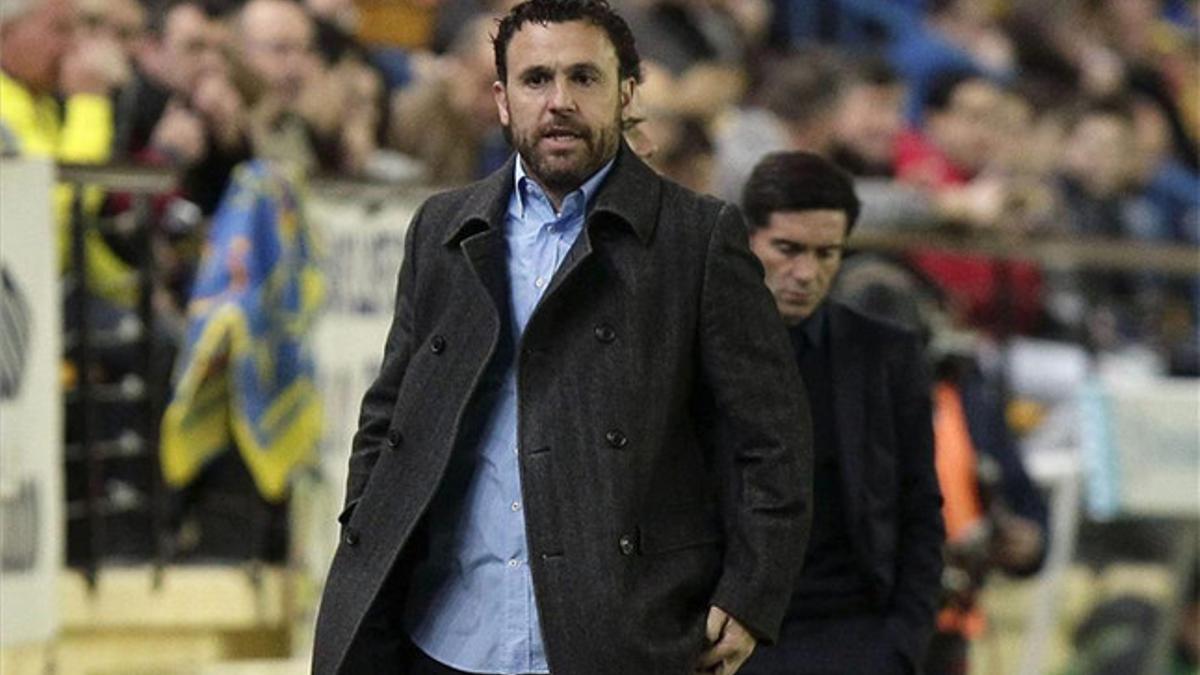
[923,630,968,675]
[739,613,912,675]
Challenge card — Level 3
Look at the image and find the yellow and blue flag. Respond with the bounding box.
[161,160,324,502]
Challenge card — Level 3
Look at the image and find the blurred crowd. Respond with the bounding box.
[2,0,1197,363]
[0,0,1196,671]
[1,0,1196,561]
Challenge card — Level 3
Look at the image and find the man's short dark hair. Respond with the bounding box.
[492,0,641,85]
[760,50,843,125]
[148,0,226,36]
[846,54,900,89]
[742,152,861,234]
[923,68,987,113]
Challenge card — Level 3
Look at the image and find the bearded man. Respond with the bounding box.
[312,1,812,673]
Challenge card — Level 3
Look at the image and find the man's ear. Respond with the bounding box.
[619,78,635,112]
[493,80,510,126]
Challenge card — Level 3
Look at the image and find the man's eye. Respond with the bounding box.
[524,73,550,86]
[572,72,597,85]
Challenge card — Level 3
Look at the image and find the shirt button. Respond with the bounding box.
[430,335,447,354]
[511,501,521,512]
[343,527,360,547]
[508,559,520,567]
[594,323,616,343]
[534,276,546,289]
[605,429,628,449]
[618,535,635,556]
[386,429,402,448]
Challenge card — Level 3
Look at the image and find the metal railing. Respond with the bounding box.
[60,163,176,587]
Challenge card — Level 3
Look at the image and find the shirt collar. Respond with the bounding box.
[513,154,616,221]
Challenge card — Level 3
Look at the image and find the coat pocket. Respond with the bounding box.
[639,507,723,555]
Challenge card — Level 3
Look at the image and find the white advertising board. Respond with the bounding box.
[299,187,426,621]
[0,158,63,646]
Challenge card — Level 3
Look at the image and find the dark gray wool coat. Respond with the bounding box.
[312,143,813,675]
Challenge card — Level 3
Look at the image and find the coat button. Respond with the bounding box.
[430,335,447,354]
[387,429,402,448]
[605,429,628,448]
[594,324,616,343]
[343,527,360,547]
[618,534,635,556]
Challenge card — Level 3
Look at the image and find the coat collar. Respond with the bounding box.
[442,140,661,248]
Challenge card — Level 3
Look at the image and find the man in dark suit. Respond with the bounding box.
[312,1,812,674]
[739,152,945,675]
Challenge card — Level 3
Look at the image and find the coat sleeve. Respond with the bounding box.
[698,203,813,644]
[884,330,945,668]
[342,204,425,513]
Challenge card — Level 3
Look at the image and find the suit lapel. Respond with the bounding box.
[444,155,515,318]
[830,304,868,526]
[542,224,595,301]
[461,228,508,318]
[535,142,660,312]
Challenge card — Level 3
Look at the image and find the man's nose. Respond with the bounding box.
[790,254,818,283]
[548,77,576,112]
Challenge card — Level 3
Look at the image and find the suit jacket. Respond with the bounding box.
[312,143,813,675]
[824,301,944,670]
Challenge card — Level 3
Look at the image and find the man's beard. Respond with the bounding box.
[504,109,621,195]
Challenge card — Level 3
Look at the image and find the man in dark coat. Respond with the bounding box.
[738,152,945,675]
[312,1,812,674]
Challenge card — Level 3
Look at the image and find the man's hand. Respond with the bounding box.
[192,74,246,152]
[695,606,756,675]
[60,35,130,95]
[990,512,1044,572]
[151,102,207,166]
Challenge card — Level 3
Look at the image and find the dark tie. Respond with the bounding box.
[791,326,810,364]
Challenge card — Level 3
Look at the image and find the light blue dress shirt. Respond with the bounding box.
[403,156,615,674]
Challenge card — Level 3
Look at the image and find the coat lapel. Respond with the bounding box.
[461,229,508,316]
[444,154,516,315]
[541,141,662,304]
[830,304,868,529]
[445,144,663,330]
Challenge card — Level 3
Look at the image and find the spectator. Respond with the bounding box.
[831,56,907,179]
[306,0,358,68]
[895,70,1000,194]
[429,0,509,55]
[389,13,508,183]
[75,0,145,62]
[896,70,1046,335]
[638,113,715,193]
[233,0,322,171]
[1052,97,1196,353]
[234,0,384,175]
[325,57,386,176]
[622,0,755,76]
[779,0,1013,123]
[1059,98,1142,239]
[622,0,757,120]
[1,0,136,305]
[714,49,843,202]
[120,0,250,216]
[304,0,394,176]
